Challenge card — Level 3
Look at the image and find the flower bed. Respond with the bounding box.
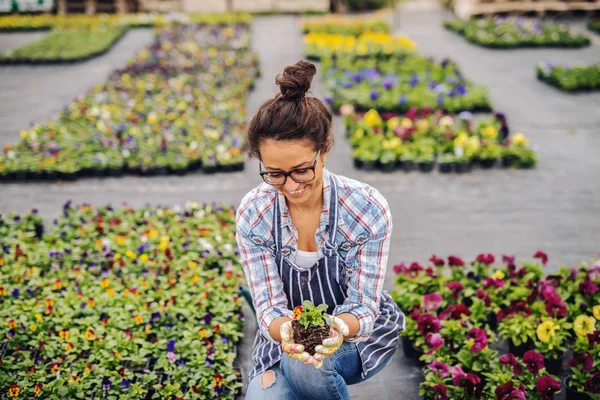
[304,31,417,60]
[392,252,600,399]
[345,108,537,172]
[537,62,600,92]
[0,22,258,181]
[322,54,492,114]
[0,13,252,32]
[0,202,246,399]
[300,13,391,36]
[445,17,591,48]
[0,27,128,65]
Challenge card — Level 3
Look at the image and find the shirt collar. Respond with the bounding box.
[278,168,337,229]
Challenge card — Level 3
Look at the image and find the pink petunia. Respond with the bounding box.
[533,251,548,266]
[423,293,442,311]
[425,333,445,354]
[428,361,450,377]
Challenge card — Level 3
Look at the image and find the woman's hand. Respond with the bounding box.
[280,320,315,364]
[313,314,350,369]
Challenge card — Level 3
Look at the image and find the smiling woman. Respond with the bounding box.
[237,60,405,400]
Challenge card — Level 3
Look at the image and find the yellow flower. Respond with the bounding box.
[134,315,143,325]
[29,324,37,332]
[107,288,115,297]
[354,128,364,139]
[513,132,530,146]
[8,384,20,397]
[59,329,70,340]
[454,132,469,147]
[439,116,454,130]
[88,298,96,307]
[84,329,95,340]
[100,279,109,289]
[188,261,197,269]
[145,324,151,334]
[116,235,125,245]
[8,320,16,329]
[139,254,149,264]
[491,270,505,280]
[594,305,600,320]
[148,229,158,239]
[363,109,382,127]
[574,315,596,338]
[416,119,429,132]
[481,126,498,140]
[387,117,400,131]
[125,250,136,259]
[199,328,207,338]
[35,313,43,322]
[537,320,559,343]
[192,274,200,283]
[400,118,413,129]
[65,342,73,351]
[114,253,121,261]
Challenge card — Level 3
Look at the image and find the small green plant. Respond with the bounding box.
[297,300,329,329]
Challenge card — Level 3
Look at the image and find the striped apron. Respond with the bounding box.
[248,175,405,384]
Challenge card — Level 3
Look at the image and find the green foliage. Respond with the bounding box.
[298,301,329,329]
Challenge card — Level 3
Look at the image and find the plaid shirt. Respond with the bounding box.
[235,168,393,344]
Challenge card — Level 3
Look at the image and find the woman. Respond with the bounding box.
[236,60,405,400]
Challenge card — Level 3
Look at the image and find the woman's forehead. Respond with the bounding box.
[260,140,315,169]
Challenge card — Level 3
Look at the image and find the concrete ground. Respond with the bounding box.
[1,5,599,399]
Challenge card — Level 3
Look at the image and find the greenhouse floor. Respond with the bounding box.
[1,4,600,399]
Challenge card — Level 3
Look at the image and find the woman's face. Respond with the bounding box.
[259,139,327,206]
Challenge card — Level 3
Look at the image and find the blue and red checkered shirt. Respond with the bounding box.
[236,168,393,343]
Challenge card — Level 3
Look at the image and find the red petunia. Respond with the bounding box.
[430,383,448,400]
[499,353,523,376]
[523,350,545,374]
[584,372,600,395]
[476,253,495,265]
[535,375,561,400]
[533,251,548,266]
[429,255,445,266]
[425,333,445,354]
[448,255,465,267]
[568,353,594,373]
[446,281,464,300]
[417,314,441,336]
[466,328,488,354]
[495,381,527,400]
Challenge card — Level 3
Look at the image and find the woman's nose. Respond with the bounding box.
[284,178,302,192]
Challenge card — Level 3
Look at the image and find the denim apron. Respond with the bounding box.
[248,175,405,384]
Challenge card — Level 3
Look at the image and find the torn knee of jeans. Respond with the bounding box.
[261,370,276,389]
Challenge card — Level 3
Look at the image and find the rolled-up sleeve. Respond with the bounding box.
[236,197,292,344]
[332,188,392,343]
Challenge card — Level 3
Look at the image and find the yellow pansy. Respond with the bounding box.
[387,117,400,130]
[100,279,109,289]
[134,315,143,325]
[363,110,382,127]
[116,235,125,245]
[513,132,530,146]
[125,250,136,259]
[107,288,115,297]
[139,254,149,263]
[481,126,498,140]
[30,324,37,332]
[491,270,505,280]
[536,320,559,343]
[593,305,600,321]
[574,315,596,338]
[454,132,469,147]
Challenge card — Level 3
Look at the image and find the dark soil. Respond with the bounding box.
[291,320,330,356]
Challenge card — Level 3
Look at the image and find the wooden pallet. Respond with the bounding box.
[454,0,600,18]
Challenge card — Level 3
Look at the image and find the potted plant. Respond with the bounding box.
[438,153,456,173]
[498,314,536,357]
[534,318,571,375]
[291,301,331,356]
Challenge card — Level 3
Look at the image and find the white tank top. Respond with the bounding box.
[295,249,320,270]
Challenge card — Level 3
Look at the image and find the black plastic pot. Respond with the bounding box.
[487,311,497,331]
[380,162,396,173]
[456,162,472,174]
[402,161,416,172]
[564,377,592,400]
[418,161,434,173]
[508,340,532,357]
[353,158,364,169]
[479,159,498,169]
[502,155,517,168]
[544,355,564,375]
[402,336,418,359]
[203,165,218,174]
[362,161,377,171]
[439,162,455,173]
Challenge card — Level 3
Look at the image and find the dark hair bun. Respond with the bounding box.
[276,60,317,100]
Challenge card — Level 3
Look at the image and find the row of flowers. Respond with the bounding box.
[392,252,600,399]
[322,53,492,114]
[344,107,537,172]
[0,22,259,181]
[0,13,252,31]
[0,26,127,65]
[304,31,417,60]
[537,62,600,92]
[0,202,246,399]
[445,17,591,48]
[300,12,391,36]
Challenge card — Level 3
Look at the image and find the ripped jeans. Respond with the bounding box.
[245,342,396,400]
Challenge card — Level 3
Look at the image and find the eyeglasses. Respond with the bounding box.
[259,150,320,186]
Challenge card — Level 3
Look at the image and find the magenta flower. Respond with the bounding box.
[495,381,527,400]
[463,373,483,397]
[483,277,506,289]
[568,353,594,373]
[584,372,600,395]
[452,365,466,386]
[502,254,515,264]
[476,253,495,265]
[466,328,488,354]
[417,313,441,336]
[428,360,450,377]
[476,289,492,307]
[579,279,599,297]
[535,375,561,400]
[423,293,442,311]
[499,353,523,376]
[587,330,600,349]
[544,293,567,318]
[446,281,464,300]
[425,333,445,354]
[533,251,548,266]
[393,263,406,275]
[429,255,445,266]
[523,350,545,374]
[430,383,448,400]
[448,255,464,267]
